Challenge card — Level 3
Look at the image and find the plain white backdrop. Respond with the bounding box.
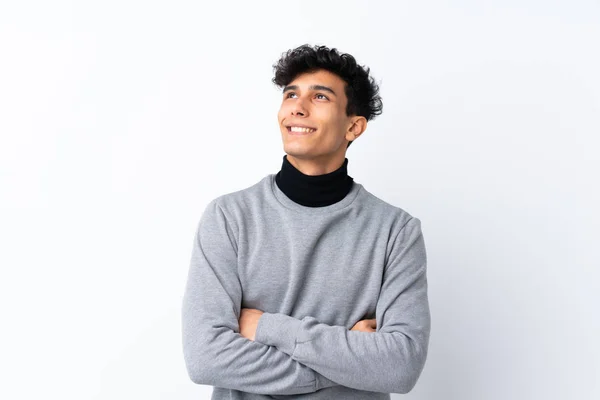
[0,1,598,399]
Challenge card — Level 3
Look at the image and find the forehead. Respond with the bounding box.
[288,69,346,92]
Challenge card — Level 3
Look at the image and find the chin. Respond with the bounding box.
[283,144,313,157]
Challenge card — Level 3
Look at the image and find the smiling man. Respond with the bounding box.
[279,68,366,177]
[182,44,431,399]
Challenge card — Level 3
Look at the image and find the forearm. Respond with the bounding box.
[254,312,429,394]
[182,313,339,394]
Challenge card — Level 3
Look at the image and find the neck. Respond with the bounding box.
[285,153,348,176]
[275,154,354,207]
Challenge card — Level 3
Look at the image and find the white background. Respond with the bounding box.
[1,1,598,399]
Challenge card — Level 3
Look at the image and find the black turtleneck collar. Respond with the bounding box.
[275,154,354,207]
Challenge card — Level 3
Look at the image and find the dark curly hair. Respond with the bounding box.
[272,44,383,148]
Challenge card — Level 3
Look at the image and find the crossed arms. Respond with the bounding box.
[181,199,431,395]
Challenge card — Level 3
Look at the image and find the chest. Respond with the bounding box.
[236,217,389,324]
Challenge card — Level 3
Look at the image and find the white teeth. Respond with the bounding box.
[289,126,316,133]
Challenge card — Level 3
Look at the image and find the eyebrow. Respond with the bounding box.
[282,84,337,97]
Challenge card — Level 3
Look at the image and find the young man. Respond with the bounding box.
[182,44,431,399]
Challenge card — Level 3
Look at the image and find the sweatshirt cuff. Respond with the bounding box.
[254,312,302,356]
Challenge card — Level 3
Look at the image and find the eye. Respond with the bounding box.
[285,92,329,100]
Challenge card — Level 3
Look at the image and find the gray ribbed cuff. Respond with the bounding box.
[254,312,302,356]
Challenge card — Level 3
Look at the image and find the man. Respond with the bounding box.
[181,44,431,399]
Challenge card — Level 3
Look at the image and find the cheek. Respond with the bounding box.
[321,114,343,131]
[277,107,288,123]
[279,101,293,114]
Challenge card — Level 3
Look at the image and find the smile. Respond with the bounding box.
[287,126,316,134]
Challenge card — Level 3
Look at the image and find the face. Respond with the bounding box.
[278,69,361,168]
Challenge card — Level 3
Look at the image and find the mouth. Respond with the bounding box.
[286,126,317,135]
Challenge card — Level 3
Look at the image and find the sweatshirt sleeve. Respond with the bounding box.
[181,199,340,394]
[253,216,431,394]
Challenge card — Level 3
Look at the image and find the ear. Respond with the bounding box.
[345,116,368,142]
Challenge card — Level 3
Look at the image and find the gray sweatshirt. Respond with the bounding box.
[181,174,431,399]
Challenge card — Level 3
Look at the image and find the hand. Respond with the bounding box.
[239,308,264,341]
[351,318,377,332]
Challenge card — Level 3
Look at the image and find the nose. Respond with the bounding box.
[291,97,308,116]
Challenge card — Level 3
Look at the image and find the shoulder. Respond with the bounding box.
[213,174,269,206]
[202,174,271,221]
[358,184,419,231]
